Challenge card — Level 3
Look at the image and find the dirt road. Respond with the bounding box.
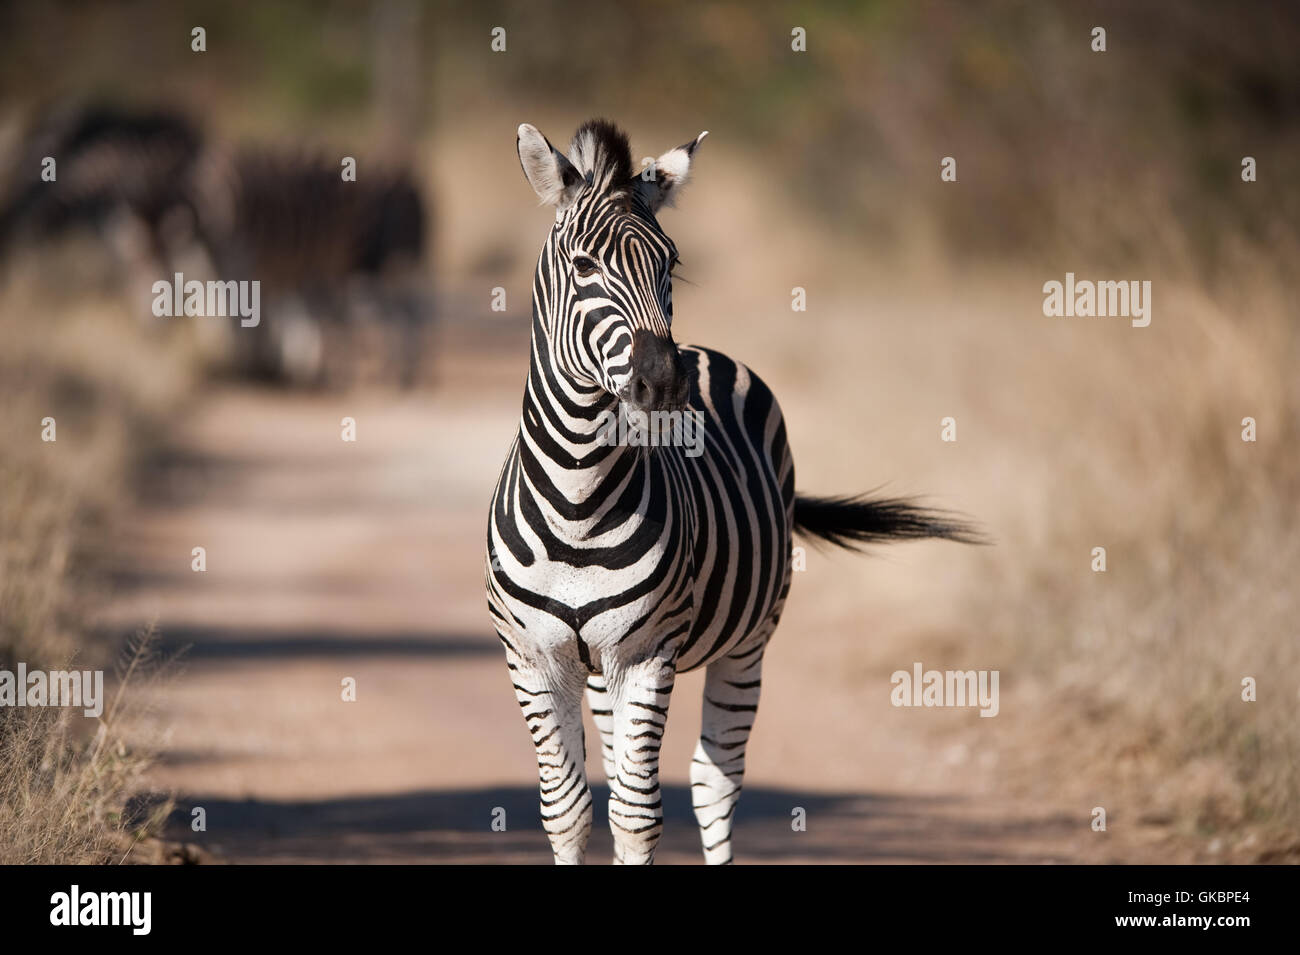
[100,332,1146,865]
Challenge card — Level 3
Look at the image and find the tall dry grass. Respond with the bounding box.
[765,247,1300,861]
[968,261,1300,858]
[0,630,176,864]
[0,244,197,862]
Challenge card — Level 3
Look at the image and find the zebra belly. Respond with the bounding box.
[672,346,796,672]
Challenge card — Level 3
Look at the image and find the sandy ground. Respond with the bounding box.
[90,316,1180,866]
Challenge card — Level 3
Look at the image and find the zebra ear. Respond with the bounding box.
[634,131,708,213]
[517,124,583,209]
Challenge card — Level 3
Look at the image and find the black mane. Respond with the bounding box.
[570,118,633,193]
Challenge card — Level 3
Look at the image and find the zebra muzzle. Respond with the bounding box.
[622,329,690,412]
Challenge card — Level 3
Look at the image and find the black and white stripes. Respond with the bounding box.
[486,118,979,865]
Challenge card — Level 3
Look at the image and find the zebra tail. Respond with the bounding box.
[792,493,988,550]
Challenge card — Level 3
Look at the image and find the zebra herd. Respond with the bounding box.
[486,119,982,864]
[0,104,430,386]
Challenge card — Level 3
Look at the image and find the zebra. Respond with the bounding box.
[0,104,204,283]
[0,103,431,387]
[486,119,982,865]
[189,144,429,386]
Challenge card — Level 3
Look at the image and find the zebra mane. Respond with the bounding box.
[568,119,633,202]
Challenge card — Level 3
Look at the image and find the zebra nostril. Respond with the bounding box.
[630,375,656,408]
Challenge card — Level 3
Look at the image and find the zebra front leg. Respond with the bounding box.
[607,656,677,865]
[691,641,766,865]
[511,657,592,864]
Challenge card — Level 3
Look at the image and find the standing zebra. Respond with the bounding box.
[486,119,981,865]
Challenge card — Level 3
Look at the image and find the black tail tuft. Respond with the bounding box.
[793,493,988,550]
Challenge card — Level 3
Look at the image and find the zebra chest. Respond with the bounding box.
[519,534,688,631]
[493,505,696,665]
[489,442,702,666]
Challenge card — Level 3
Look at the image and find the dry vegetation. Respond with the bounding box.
[0,631,177,864]
[768,270,1296,863]
[0,246,197,862]
[956,260,1300,861]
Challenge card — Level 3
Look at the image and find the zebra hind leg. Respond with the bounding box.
[510,656,593,864]
[607,656,677,864]
[691,639,767,865]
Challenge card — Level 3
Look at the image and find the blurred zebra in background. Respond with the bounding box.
[0,103,432,387]
[190,144,429,387]
[0,104,204,284]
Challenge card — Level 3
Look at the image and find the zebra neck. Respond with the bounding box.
[517,317,649,510]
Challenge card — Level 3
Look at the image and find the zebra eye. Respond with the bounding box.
[572,255,599,277]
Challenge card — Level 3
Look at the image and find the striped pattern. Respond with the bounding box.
[0,105,202,262]
[487,119,979,865]
[487,121,791,865]
[191,145,427,384]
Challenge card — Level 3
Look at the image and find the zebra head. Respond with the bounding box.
[516,119,706,415]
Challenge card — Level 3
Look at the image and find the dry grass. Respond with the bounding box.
[965,265,1300,859]
[0,246,196,661]
[758,251,1300,861]
[0,246,198,862]
[0,629,176,864]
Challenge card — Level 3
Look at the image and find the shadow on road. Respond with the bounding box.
[96,624,498,661]
[162,785,1078,864]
